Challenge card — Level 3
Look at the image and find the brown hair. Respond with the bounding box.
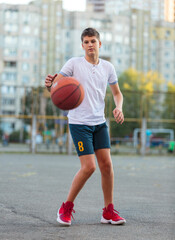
[81,28,100,42]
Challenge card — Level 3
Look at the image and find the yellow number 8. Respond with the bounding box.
[78,141,84,152]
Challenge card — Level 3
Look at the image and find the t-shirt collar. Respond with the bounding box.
[83,57,101,67]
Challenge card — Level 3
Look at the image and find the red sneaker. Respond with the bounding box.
[101,203,126,225]
[57,201,75,225]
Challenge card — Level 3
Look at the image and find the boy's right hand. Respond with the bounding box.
[45,74,58,89]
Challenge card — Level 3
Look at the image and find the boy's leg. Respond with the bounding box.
[57,154,96,225]
[58,124,95,225]
[93,123,113,207]
[95,148,114,207]
[95,148,126,225]
[66,154,96,202]
[67,124,96,202]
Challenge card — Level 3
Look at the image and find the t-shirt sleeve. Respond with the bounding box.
[108,64,118,85]
[59,58,74,77]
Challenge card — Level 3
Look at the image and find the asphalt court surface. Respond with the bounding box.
[0,153,175,240]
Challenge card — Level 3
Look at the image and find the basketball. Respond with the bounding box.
[50,76,84,110]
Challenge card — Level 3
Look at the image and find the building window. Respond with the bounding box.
[115,35,123,43]
[165,30,170,38]
[90,19,101,28]
[4,49,17,57]
[117,59,122,64]
[102,44,111,52]
[33,65,37,73]
[34,28,39,36]
[124,37,129,45]
[2,110,15,115]
[43,4,48,9]
[152,40,157,47]
[116,46,122,54]
[23,13,31,24]
[22,51,30,58]
[1,86,16,94]
[165,40,170,47]
[22,63,29,71]
[66,31,70,38]
[164,51,169,57]
[4,61,17,68]
[2,72,17,81]
[22,76,29,83]
[4,36,18,45]
[151,63,156,70]
[165,74,170,79]
[42,16,48,21]
[115,24,122,31]
[4,24,18,32]
[5,9,18,20]
[165,63,170,69]
[105,32,112,41]
[2,98,15,106]
[21,38,31,46]
[23,26,31,34]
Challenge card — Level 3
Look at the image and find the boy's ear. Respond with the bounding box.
[99,40,102,48]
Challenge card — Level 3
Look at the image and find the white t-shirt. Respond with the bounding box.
[60,57,118,125]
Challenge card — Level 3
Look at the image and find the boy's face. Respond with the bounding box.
[82,36,101,58]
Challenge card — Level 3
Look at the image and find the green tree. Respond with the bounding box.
[162,81,175,133]
[108,68,165,138]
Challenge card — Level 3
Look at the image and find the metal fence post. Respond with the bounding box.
[141,117,147,156]
[31,115,37,153]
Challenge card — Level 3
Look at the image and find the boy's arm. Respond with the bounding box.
[110,83,124,124]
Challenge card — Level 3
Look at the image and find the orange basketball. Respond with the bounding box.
[50,76,84,110]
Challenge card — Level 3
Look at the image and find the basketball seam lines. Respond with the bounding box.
[72,86,82,109]
[52,84,81,109]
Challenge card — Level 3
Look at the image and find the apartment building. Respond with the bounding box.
[0,0,174,133]
[33,0,63,85]
[0,3,41,132]
[164,0,175,22]
[86,0,106,12]
[60,9,130,75]
[151,21,175,85]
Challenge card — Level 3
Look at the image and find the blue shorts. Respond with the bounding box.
[69,122,110,156]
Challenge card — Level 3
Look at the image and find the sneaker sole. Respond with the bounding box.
[101,216,126,225]
[57,214,71,226]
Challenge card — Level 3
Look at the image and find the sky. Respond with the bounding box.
[0,0,86,11]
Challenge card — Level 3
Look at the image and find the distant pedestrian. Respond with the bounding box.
[2,133,9,146]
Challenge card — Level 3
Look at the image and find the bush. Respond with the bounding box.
[9,130,29,143]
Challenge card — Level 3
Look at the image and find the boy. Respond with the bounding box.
[45,28,126,225]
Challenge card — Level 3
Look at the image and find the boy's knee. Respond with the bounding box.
[82,165,96,176]
[101,161,113,175]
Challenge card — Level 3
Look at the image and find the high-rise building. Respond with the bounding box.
[33,0,63,85]
[105,0,175,83]
[0,3,41,132]
[0,0,64,132]
[129,8,151,72]
[0,0,174,134]
[151,21,175,85]
[105,0,165,21]
[164,0,175,22]
[86,0,106,12]
[60,9,131,75]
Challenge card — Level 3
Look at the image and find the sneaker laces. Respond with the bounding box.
[111,208,120,216]
[63,203,75,220]
[103,205,120,217]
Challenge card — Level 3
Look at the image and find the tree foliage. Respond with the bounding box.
[108,68,174,138]
[162,81,175,133]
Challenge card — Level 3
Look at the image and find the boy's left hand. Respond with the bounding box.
[113,108,124,124]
